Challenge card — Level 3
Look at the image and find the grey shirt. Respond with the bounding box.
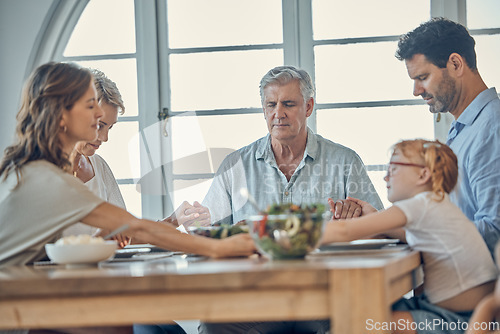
[0,160,104,267]
[203,128,383,225]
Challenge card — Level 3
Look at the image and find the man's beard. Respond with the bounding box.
[426,70,456,114]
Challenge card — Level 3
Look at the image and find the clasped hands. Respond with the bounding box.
[328,196,378,220]
[159,201,212,228]
[159,197,377,231]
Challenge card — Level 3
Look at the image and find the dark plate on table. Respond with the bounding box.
[319,239,401,251]
[114,244,176,258]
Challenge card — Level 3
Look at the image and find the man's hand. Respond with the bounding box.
[162,201,211,228]
[328,198,362,219]
[328,197,378,220]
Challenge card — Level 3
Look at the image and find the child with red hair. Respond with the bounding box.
[323,139,497,334]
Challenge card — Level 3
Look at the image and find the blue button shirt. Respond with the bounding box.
[203,128,383,225]
[446,88,500,257]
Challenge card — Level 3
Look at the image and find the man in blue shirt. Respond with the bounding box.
[396,17,500,258]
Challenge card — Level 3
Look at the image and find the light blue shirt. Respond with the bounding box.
[447,87,500,257]
[203,128,383,225]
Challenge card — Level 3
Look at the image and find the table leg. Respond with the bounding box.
[329,268,391,334]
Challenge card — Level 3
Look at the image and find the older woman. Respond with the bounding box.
[0,62,256,267]
[65,68,206,248]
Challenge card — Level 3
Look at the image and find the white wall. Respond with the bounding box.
[0,0,54,154]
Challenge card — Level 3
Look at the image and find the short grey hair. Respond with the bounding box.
[259,65,315,104]
[90,68,125,115]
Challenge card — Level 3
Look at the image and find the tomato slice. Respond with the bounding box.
[259,215,268,238]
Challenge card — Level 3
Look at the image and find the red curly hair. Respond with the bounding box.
[392,139,458,201]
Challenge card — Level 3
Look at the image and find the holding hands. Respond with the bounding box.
[328,196,378,220]
[160,201,211,228]
[158,201,255,258]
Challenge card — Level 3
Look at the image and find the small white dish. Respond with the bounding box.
[45,241,117,265]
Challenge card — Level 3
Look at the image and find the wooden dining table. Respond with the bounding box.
[0,248,421,334]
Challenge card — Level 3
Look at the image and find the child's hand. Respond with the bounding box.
[346,197,378,216]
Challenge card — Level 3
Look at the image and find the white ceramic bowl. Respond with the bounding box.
[45,241,118,264]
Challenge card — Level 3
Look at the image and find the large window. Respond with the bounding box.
[164,0,283,211]
[467,0,500,91]
[59,0,142,216]
[55,0,500,216]
[312,0,433,208]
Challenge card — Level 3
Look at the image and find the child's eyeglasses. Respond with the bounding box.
[386,162,426,177]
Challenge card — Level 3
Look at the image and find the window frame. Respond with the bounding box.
[31,0,499,218]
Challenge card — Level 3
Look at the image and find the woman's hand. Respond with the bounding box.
[94,229,131,248]
[213,233,257,258]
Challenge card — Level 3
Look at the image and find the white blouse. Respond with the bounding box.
[62,154,126,237]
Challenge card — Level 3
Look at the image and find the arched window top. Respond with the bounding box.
[32,0,500,216]
[64,0,135,57]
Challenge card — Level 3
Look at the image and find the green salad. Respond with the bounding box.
[189,221,248,239]
[250,203,326,259]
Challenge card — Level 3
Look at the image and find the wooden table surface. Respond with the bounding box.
[0,249,421,334]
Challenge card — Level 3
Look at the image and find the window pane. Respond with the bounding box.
[314,42,414,103]
[167,0,282,48]
[119,184,142,218]
[169,49,283,111]
[316,105,434,166]
[169,113,268,207]
[173,179,212,209]
[170,113,269,174]
[64,0,136,56]
[368,170,390,209]
[97,121,140,180]
[312,0,430,40]
[467,0,500,29]
[76,59,139,117]
[474,35,500,90]
[318,105,434,210]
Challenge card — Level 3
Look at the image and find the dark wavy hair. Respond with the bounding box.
[0,62,92,184]
[396,17,477,70]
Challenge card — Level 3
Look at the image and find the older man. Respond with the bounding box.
[396,18,500,258]
[201,65,383,227]
[198,65,383,334]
